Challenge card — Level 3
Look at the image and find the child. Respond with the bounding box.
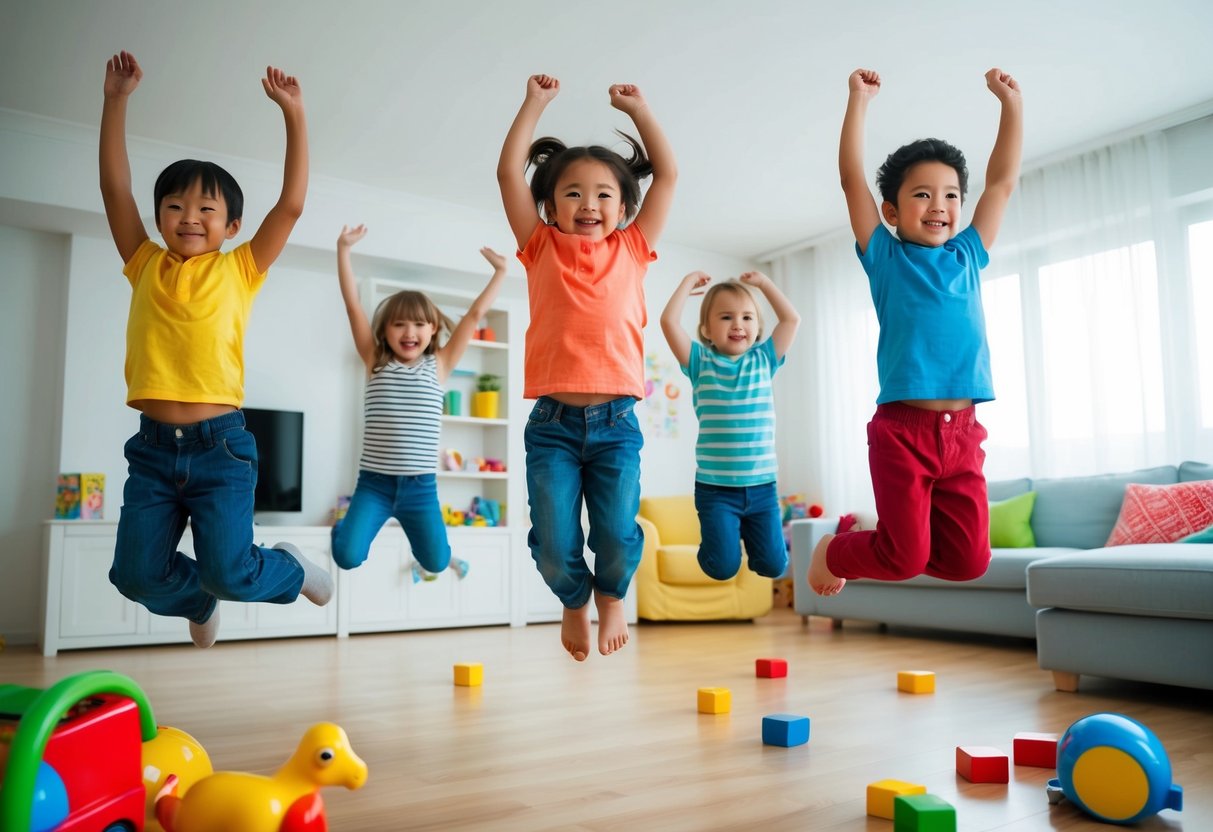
[661,271,801,582]
[331,224,507,578]
[809,67,1024,596]
[497,74,677,660]
[99,51,330,648]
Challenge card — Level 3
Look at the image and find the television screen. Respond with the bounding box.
[242,408,304,512]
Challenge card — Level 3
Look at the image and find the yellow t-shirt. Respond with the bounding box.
[123,239,266,407]
[518,222,656,399]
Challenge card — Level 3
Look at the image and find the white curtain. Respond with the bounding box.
[769,114,1213,513]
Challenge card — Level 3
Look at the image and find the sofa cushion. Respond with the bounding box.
[989,491,1037,547]
[639,496,700,546]
[1179,460,1213,482]
[1105,480,1213,546]
[657,545,718,586]
[873,548,1075,591]
[1181,524,1213,543]
[1027,546,1213,620]
[987,477,1032,502]
[1030,465,1178,549]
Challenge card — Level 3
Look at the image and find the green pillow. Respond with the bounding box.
[989,491,1037,548]
[1180,524,1213,543]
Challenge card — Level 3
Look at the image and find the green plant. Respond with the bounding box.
[476,373,501,393]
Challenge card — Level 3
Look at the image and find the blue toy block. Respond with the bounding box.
[762,713,810,747]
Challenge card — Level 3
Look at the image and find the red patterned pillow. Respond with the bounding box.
[1105,481,1213,546]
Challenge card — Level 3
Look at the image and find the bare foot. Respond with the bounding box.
[808,532,846,596]
[561,605,591,661]
[594,590,629,655]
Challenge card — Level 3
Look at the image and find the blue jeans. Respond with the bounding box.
[110,411,305,625]
[525,397,644,608]
[695,481,788,580]
[331,470,450,572]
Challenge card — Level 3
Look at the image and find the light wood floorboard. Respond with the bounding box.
[3,610,1210,831]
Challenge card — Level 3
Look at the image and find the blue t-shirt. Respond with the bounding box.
[682,338,784,486]
[858,223,994,404]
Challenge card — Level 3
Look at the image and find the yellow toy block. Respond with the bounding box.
[697,687,731,714]
[453,662,483,686]
[897,670,936,694]
[867,778,927,819]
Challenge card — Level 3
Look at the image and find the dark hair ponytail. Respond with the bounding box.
[526,132,651,222]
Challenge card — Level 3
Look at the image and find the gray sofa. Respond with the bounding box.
[790,462,1213,691]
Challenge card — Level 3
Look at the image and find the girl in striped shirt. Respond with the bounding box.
[661,271,801,581]
[331,224,507,576]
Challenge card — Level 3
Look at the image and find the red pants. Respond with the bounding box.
[827,403,991,582]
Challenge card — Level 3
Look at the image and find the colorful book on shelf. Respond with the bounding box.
[80,472,105,519]
[55,473,81,519]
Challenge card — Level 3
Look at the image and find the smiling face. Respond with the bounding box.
[700,284,761,356]
[383,315,436,364]
[155,177,240,258]
[882,160,963,247]
[545,158,627,240]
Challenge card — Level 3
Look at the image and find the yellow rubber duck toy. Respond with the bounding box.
[155,722,367,832]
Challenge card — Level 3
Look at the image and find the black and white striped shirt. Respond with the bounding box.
[359,355,443,475]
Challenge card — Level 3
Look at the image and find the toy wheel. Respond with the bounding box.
[101,823,135,832]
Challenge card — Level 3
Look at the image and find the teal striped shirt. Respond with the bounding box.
[683,339,784,487]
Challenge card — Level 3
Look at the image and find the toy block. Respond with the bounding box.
[453,662,483,686]
[897,670,935,694]
[697,687,731,714]
[755,658,788,678]
[1013,731,1059,768]
[867,779,928,820]
[893,793,957,832]
[956,746,1009,783]
[761,713,810,747]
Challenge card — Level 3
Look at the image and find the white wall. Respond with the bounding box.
[0,226,69,644]
[0,108,754,644]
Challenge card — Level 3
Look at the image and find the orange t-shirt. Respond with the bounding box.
[518,222,656,399]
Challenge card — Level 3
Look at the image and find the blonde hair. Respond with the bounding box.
[697,281,764,348]
[370,290,455,372]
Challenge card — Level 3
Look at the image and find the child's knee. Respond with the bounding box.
[109,562,155,600]
[330,541,367,571]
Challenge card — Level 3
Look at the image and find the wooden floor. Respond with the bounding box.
[4,610,1211,831]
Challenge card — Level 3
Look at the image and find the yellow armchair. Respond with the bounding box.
[635,495,773,621]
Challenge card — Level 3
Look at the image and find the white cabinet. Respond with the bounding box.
[41,522,338,656]
[337,525,513,635]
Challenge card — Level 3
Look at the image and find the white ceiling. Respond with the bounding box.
[4,0,1213,260]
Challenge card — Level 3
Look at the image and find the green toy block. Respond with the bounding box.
[893,793,956,831]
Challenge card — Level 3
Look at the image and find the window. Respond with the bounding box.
[1189,219,1213,428]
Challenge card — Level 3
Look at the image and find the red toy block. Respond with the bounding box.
[755,658,788,678]
[1013,732,1059,768]
[956,746,1009,783]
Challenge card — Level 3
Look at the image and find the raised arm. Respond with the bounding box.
[660,271,710,368]
[435,247,509,382]
[740,271,801,359]
[839,69,883,254]
[611,84,678,246]
[969,68,1023,250]
[497,75,559,250]
[99,50,149,263]
[336,224,376,372]
[249,66,309,273]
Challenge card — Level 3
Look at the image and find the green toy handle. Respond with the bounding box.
[0,670,157,831]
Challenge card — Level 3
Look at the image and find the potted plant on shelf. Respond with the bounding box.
[472,374,501,419]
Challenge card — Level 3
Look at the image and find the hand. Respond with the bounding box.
[609,83,648,116]
[480,247,507,271]
[848,68,880,97]
[684,270,711,295]
[526,74,560,104]
[262,66,303,111]
[338,224,367,249]
[104,50,142,98]
[985,68,1021,102]
[739,270,770,289]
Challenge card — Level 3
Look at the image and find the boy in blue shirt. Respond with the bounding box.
[100,50,331,648]
[809,67,1023,596]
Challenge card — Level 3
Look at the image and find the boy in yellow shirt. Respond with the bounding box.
[99,50,330,648]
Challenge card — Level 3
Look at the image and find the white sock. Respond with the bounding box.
[275,541,334,606]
